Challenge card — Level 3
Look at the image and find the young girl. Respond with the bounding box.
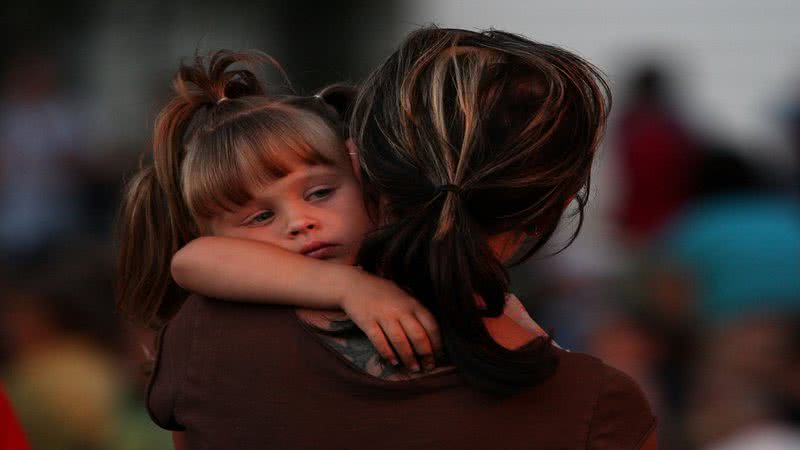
[152,27,656,449]
[116,50,444,372]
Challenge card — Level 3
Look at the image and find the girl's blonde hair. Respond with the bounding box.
[117,50,354,328]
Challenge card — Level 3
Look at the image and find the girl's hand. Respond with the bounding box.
[339,270,442,372]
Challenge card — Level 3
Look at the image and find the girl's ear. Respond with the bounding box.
[522,193,577,237]
[345,138,362,183]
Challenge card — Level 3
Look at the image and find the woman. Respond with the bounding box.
[148,27,657,449]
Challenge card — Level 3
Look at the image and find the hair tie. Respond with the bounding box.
[217,96,229,105]
[437,184,462,195]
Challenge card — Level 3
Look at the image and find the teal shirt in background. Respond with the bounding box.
[659,195,800,325]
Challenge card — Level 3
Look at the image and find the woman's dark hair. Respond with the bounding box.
[116,50,355,328]
[351,27,611,394]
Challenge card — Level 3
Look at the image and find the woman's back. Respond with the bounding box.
[148,295,655,449]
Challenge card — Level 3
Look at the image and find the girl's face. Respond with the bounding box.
[209,161,374,266]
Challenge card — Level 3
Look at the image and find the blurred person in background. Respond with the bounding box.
[639,144,800,449]
[687,314,800,450]
[615,63,698,246]
[689,315,800,450]
[0,383,31,450]
[0,54,87,267]
[654,145,800,326]
[0,254,172,450]
[784,78,800,196]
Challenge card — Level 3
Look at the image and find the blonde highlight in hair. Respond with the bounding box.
[117,50,352,327]
[353,27,611,394]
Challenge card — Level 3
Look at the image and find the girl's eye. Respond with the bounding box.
[248,210,274,225]
[307,187,334,201]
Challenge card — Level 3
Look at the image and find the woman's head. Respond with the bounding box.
[350,27,610,393]
[117,50,368,327]
[352,27,609,250]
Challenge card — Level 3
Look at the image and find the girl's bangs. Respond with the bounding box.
[183,106,348,221]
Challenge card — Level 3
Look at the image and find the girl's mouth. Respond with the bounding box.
[300,241,339,259]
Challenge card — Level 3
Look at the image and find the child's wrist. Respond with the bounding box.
[329,264,363,310]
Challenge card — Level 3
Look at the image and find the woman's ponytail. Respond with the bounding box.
[360,185,557,395]
[430,198,556,394]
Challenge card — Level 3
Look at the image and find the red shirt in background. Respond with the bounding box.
[1,383,31,450]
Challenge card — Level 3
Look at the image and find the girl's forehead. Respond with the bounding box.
[271,161,344,182]
[246,162,349,197]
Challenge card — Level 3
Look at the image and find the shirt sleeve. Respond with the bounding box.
[587,364,657,450]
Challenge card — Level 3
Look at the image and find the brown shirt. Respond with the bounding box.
[148,295,656,450]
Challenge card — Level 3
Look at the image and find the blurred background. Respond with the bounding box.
[1,1,799,449]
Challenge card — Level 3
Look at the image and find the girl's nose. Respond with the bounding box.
[288,217,318,237]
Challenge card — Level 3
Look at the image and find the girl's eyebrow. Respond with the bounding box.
[243,165,342,205]
[296,166,343,184]
[302,164,340,177]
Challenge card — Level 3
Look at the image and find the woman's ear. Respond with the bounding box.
[564,193,577,208]
[488,230,528,262]
[345,138,362,183]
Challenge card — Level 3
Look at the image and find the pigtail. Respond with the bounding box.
[116,164,188,328]
[116,74,211,328]
[311,83,358,140]
[315,84,356,118]
[117,50,276,327]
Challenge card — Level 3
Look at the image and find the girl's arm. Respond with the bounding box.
[172,236,441,371]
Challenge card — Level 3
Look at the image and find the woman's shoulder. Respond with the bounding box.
[146,294,296,429]
[547,348,657,449]
[551,349,654,415]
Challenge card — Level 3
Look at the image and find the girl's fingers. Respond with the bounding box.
[414,309,443,356]
[399,317,435,371]
[382,320,420,372]
[363,323,399,367]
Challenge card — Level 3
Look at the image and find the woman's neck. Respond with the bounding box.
[481,314,543,350]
